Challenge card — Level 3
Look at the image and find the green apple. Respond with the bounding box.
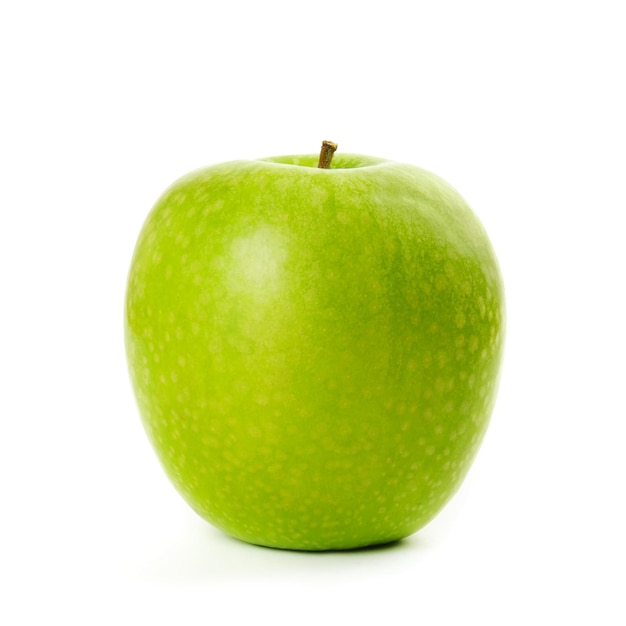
[124,143,505,551]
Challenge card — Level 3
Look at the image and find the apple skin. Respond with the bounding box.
[125,152,505,551]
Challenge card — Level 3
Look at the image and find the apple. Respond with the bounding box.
[124,142,505,551]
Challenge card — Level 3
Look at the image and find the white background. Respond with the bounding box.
[1,1,624,623]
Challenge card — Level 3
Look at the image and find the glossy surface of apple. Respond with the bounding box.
[125,152,505,550]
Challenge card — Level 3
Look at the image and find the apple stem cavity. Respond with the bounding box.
[317,140,338,169]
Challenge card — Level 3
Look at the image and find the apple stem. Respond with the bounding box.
[317,140,338,168]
